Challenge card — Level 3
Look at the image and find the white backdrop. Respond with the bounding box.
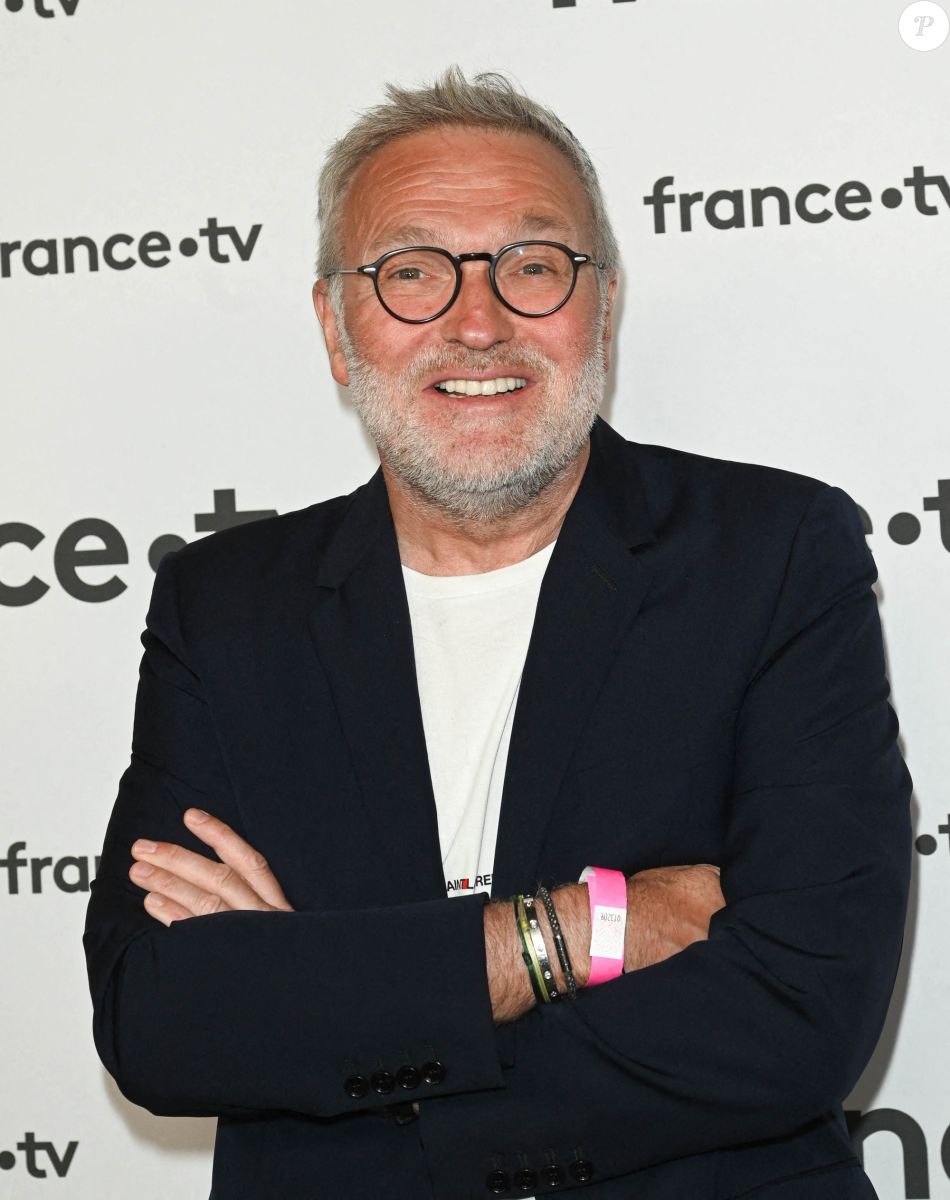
[1,1,947,1195]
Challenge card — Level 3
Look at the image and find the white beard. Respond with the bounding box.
[335,311,608,525]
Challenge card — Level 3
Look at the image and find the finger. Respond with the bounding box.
[143,890,195,927]
[130,839,266,912]
[130,859,235,917]
[182,809,293,910]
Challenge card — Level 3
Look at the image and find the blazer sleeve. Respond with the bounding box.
[83,547,509,1119]
[415,484,913,1195]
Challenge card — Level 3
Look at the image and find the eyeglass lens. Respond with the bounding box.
[375,243,576,320]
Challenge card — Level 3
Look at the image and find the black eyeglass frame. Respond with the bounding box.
[324,240,608,324]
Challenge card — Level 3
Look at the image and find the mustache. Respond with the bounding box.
[401,344,557,382]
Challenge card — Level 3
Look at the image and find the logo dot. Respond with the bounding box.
[915,834,938,855]
[881,187,903,209]
[887,512,921,545]
[0,1151,15,1171]
[148,534,187,572]
[5,0,25,11]
[178,237,198,257]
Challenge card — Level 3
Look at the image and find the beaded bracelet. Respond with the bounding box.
[536,884,577,1000]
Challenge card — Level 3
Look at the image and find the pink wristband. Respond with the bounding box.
[578,865,627,986]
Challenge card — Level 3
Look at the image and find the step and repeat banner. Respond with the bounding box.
[1,1,947,1195]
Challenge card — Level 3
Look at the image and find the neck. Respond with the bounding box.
[383,440,590,576]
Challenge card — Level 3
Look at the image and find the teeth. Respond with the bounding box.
[435,377,527,396]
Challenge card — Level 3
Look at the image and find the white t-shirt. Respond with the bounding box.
[402,540,555,900]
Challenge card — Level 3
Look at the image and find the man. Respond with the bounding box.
[84,69,911,1199]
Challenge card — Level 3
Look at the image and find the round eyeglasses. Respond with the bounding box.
[324,241,607,323]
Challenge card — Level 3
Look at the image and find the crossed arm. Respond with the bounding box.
[85,483,911,1190]
[127,808,726,1024]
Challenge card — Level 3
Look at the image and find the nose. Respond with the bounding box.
[437,261,516,350]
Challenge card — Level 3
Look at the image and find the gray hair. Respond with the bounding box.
[315,66,619,294]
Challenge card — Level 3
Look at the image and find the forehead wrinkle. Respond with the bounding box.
[362,212,580,261]
[343,128,592,261]
[358,196,584,256]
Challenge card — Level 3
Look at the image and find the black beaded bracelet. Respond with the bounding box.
[536,884,578,1000]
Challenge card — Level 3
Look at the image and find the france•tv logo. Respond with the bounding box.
[3,0,79,15]
[0,1134,77,1179]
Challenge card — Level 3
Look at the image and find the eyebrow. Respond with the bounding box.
[514,212,577,242]
[363,225,436,259]
[361,213,580,261]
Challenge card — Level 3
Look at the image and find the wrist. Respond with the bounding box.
[484,898,535,1023]
[579,866,628,985]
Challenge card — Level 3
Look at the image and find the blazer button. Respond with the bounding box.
[514,1166,538,1192]
[540,1164,564,1187]
[371,1070,395,1095]
[396,1064,421,1090]
[569,1158,594,1183]
[421,1059,446,1084]
[485,1168,510,1195]
[343,1074,368,1099]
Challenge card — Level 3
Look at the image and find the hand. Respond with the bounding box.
[487,864,725,1023]
[623,864,724,972]
[534,865,724,993]
[129,808,294,927]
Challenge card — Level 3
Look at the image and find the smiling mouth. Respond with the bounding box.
[433,377,528,397]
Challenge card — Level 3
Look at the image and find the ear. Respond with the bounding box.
[600,275,618,371]
[312,280,350,387]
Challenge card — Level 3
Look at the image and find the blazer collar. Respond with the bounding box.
[564,413,655,551]
[307,415,658,903]
[315,415,656,589]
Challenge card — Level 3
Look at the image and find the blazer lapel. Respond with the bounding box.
[304,418,657,908]
[307,470,445,905]
[490,418,658,899]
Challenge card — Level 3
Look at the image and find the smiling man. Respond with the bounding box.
[84,69,911,1200]
[317,123,609,548]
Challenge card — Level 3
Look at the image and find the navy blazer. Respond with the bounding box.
[84,416,911,1199]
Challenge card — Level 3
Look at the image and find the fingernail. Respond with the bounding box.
[186,809,209,824]
[131,862,154,878]
[133,839,158,855]
[145,893,164,907]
